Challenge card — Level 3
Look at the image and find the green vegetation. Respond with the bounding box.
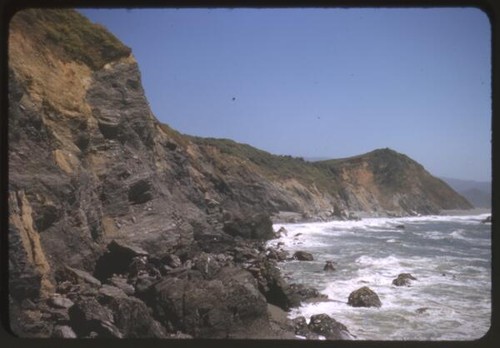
[191,136,341,192]
[13,9,131,70]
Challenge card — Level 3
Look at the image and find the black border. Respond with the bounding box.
[0,0,498,348]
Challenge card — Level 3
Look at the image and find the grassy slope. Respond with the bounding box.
[12,9,131,70]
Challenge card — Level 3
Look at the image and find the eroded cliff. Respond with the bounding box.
[7,9,472,338]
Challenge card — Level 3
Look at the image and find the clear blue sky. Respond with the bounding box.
[80,8,491,182]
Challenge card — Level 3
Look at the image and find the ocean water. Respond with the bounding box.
[268,213,491,340]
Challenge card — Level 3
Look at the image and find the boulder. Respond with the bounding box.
[308,313,351,339]
[293,251,314,261]
[68,297,122,338]
[288,283,326,303]
[106,295,167,338]
[52,325,77,338]
[147,266,268,338]
[275,226,288,237]
[292,316,311,337]
[395,224,405,230]
[265,247,288,262]
[62,266,101,288]
[347,286,382,308]
[48,293,74,309]
[392,273,417,287]
[94,240,148,281]
[324,261,336,271]
[223,213,275,240]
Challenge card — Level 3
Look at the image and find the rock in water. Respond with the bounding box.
[293,251,314,261]
[392,273,417,286]
[324,261,336,271]
[308,313,351,339]
[347,286,382,308]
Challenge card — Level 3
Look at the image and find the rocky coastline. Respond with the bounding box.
[6,9,477,340]
[9,213,353,339]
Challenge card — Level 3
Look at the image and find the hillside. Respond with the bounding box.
[7,9,472,339]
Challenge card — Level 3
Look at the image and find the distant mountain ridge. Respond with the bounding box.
[440,177,491,208]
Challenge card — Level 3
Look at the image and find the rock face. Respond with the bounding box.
[347,287,382,308]
[7,8,473,339]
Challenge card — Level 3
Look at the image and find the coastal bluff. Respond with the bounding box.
[7,9,472,339]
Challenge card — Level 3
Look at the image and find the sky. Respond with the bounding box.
[80,8,491,182]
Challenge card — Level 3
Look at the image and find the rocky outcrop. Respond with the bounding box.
[347,286,382,308]
[7,8,473,339]
[392,273,417,287]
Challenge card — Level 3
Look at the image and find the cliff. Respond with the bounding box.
[7,9,472,339]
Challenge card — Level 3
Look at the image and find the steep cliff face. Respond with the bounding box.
[7,9,472,337]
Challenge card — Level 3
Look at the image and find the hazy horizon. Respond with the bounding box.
[80,8,491,182]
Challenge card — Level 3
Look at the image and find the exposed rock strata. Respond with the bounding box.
[7,9,473,339]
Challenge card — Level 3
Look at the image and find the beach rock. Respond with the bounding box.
[395,224,405,229]
[94,240,149,281]
[324,261,336,271]
[292,316,310,337]
[68,297,122,338]
[62,266,101,288]
[392,273,417,287]
[223,213,275,240]
[288,283,326,303]
[347,286,382,308]
[308,313,351,339]
[265,247,288,262]
[48,293,74,309]
[147,266,268,338]
[481,216,492,223]
[293,251,314,261]
[275,226,288,237]
[52,325,77,338]
[105,295,167,338]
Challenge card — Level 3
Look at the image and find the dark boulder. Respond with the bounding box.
[392,273,417,287]
[246,258,299,310]
[347,286,382,308]
[265,247,288,262]
[288,283,326,303]
[52,325,77,338]
[308,313,351,339]
[105,295,167,338]
[395,224,405,230]
[223,213,275,240]
[292,316,312,337]
[324,261,336,271]
[147,266,268,338]
[94,240,148,281]
[127,178,153,204]
[275,226,288,237]
[68,297,122,338]
[293,251,314,261]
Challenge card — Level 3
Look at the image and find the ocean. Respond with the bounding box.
[268,213,491,340]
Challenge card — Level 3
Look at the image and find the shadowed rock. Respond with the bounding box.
[308,313,351,339]
[293,251,314,261]
[392,273,417,286]
[347,286,382,308]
